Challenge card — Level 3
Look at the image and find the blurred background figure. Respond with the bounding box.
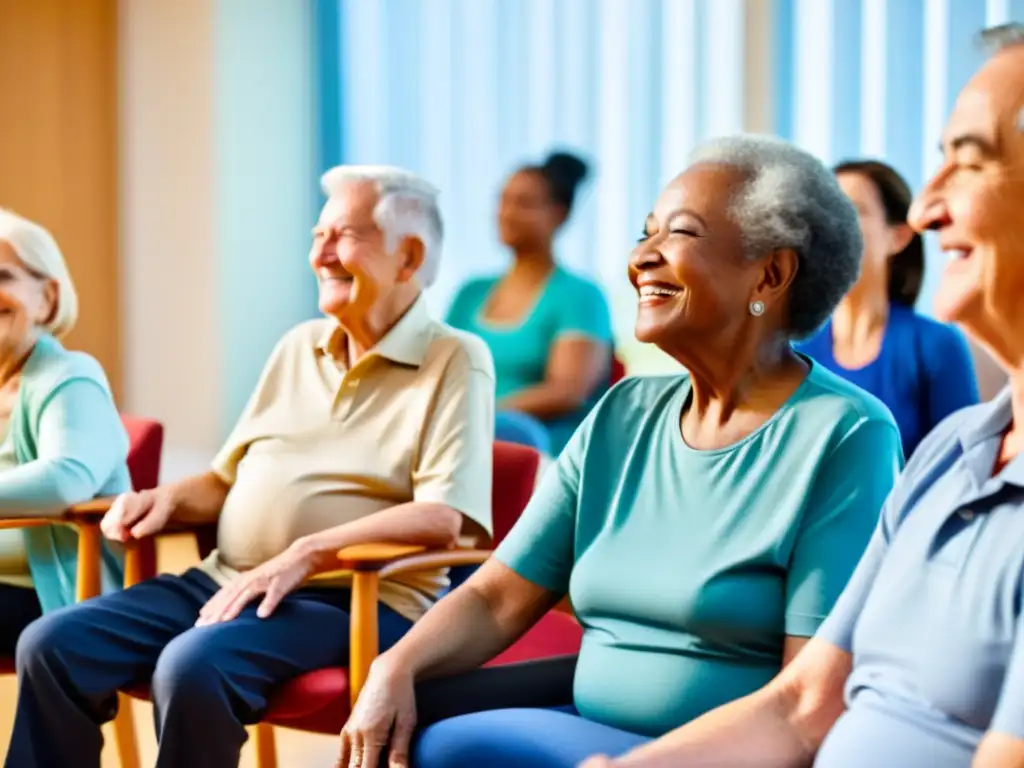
[446,152,613,455]
[797,160,979,458]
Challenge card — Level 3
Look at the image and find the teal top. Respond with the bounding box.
[495,365,903,737]
[5,333,130,612]
[446,267,613,453]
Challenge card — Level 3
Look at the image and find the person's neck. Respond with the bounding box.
[341,288,420,364]
[0,334,37,389]
[508,248,555,282]
[831,279,890,348]
[680,332,803,425]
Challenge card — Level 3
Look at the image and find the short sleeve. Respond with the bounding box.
[0,378,129,516]
[553,278,613,345]
[922,324,980,430]
[412,343,496,536]
[493,415,589,594]
[211,335,291,483]
[785,419,903,637]
[990,607,1024,739]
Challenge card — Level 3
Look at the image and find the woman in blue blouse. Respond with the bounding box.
[446,152,613,455]
[798,160,979,458]
[0,210,130,654]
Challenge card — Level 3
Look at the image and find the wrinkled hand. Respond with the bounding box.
[338,658,417,768]
[100,487,176,542]
[196,541,319,625]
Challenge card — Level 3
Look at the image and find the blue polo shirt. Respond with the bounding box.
[816,388,1024,767]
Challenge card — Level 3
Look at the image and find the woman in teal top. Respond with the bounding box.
[0,210,130,654]
[341,136,903,768]
[446,151,613,454]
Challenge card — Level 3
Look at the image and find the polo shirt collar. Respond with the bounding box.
[957,386,1024,488]
[316,293,432,368]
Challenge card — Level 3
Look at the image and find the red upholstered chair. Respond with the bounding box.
[94,441,582,768]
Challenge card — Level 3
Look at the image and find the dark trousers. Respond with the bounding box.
[6,568,412,768]
[0,583,42,656]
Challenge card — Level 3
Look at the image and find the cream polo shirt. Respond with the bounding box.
[200,295,495,622]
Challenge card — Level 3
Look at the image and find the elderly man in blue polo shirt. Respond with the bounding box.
[581,22,1024,768]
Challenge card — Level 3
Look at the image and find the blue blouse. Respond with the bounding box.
[797,305,979,458]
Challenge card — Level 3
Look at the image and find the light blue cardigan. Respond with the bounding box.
[7,334,130,612]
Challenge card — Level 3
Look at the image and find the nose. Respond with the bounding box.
[629,238,665,272]
[908,168,952,234]
[310,238,340,269]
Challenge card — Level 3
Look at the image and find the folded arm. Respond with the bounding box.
[500,337,609,419]
[298,501,463,570]
[0,378,127,518]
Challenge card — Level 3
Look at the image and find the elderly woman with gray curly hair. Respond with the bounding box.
[338,135,904,768]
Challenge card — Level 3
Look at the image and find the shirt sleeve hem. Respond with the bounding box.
[413,488,493,537]
[785,612,827,638]
[493,551,568,595]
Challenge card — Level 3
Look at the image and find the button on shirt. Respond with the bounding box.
[816,388,1024,767]
[202,296,496,622]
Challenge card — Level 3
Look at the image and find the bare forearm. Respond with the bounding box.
[974,733,1024,768]
[169,472,230,524]
[300,502,462,568]
[500,383,587,419]
[617,689,815,768]
[381,561,560,681]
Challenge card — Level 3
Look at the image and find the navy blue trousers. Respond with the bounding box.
[0,583,42,657]
[6,567,412,768]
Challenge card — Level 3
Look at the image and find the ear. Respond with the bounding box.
[886,223,915,257]
[396,236,425,283]
[38,279,59,327]
[751,248,799,308]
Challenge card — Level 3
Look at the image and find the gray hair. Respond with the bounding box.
[319,165,444,287]
[687,135,863,339]
[978,23,1024,133]
[0,209,78,338]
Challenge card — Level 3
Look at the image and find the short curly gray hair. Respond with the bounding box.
[688,135,863,339]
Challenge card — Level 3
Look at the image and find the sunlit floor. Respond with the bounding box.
[0,535,342,767]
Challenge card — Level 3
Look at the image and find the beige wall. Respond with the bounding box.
[120,0,220,475]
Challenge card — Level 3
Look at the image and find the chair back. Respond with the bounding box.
[119,415,164,583]
[450,441,541,590]
[609,354,626,387]
[121,415,163,492]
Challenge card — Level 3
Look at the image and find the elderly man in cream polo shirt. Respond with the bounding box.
[5,167,495,768]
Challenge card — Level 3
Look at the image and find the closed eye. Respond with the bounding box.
[670,229,699,237]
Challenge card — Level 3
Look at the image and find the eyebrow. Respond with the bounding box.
[940,133,999,156]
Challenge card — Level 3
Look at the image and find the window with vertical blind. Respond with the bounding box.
[314,0,1022,374]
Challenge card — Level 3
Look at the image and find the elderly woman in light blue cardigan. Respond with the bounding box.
[0,209,130,655]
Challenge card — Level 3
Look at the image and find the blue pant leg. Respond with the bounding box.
[6,571,211,768]
[413,708,652,768]
[150,584,412,768]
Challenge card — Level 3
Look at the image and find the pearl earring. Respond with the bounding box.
[749,300,765,316]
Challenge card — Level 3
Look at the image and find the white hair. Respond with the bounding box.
[979,23,1024,133]
[0,209,78,338]
[320,165,444,287]
[687,135,863,339]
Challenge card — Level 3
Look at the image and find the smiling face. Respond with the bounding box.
[0,240,55,351]
[908,45,1024,354]
[309,181,419,322]
[629,164,785,353]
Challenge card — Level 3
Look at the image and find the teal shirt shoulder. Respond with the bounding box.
[9,334,131,612]
[446,267,613,452]
[495,365,903,736]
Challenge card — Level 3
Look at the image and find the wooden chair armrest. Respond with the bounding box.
[66,496,119,520]
[337,543,492,576]
[0,517,57,530]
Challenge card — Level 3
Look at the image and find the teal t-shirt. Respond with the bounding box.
[445,267,613,453]
[495,366,903,737]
